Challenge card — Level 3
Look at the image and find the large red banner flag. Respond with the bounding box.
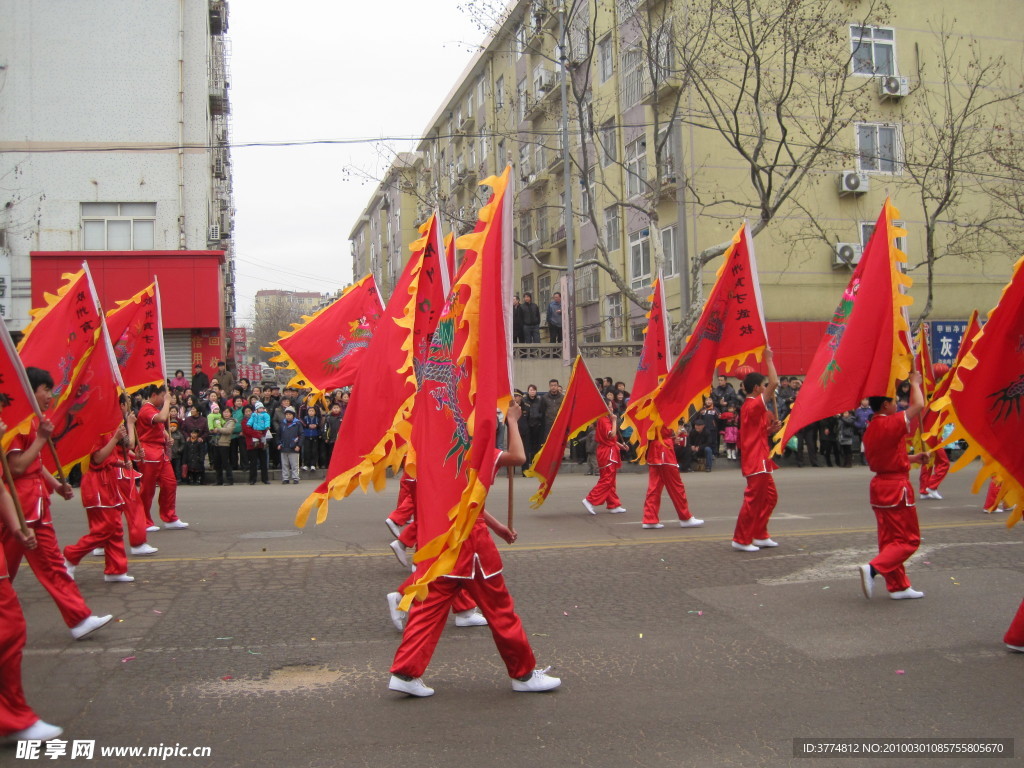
[621,271,670,462]
[639,223,768,438]
[43,314,125,476]
[773,200,913,452]
[295,214,449,527]
[936,256,1024,524]
[923,310,981,445]
[266,273,384,399]
[17,265,103,415]
[105,281,165,395]
[0,326,43,450]
[525,355,608,507]
[910,324,935,452]
[400,167,513,609]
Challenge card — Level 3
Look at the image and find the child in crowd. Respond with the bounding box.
[720,404,739,461]
[301,406,321,470]
[183,430,207,485]
[168,420,184,481]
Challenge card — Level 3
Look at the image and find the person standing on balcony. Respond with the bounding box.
[547,291,563,344]
[521,292,541,343]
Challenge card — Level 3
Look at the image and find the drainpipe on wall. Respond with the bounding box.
[177,0,187,248]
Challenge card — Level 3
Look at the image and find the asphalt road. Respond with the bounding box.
[8,460,1023,767]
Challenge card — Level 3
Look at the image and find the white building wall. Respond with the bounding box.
[0,0,229,329]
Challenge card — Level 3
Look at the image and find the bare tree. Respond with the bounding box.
[252,296,313,364]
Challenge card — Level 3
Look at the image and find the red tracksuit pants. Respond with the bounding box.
[586,462,622,508]
[0,579,38,737]
[140,459,179,525]
[391,573,535,680]
[63,507,128,576]
[733,473,778,546]
[919,450,950,494]
[984,481,1003,512]
[1,526,91,628]
[870,502,920,593]
[119,481,149,548]
[1003,598,1024,647]
[388,483,416,528]
[396,569,476,614]
[642,465,693,524]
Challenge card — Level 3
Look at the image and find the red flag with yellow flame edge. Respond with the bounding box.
[0,326,40,451]
[295,215,449,527]
[923,310,981,447]
[773,200,912,453]
[266,273,384,400]
[933,257,1024,525]
[400,167,513,609]
[105,282,165,395]
[525,355,608,507]
[638,223,768,439]
[621,272,670,463]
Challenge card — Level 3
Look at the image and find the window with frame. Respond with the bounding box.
[629,228,652,291]
[850,25,895,76]
[495,76,505,108]
[657,127,676,181]
[580,166,596,217]
[521,274,535,300]
[861,220,906,253]
[515,24,525,58]
[519,145,532,179]
[625,137,647,197]
[652,23,673,81]
[584,330,601,343]
[476,77,486,108]
[604,206,621,251]
[598,36,614,83]
[661,225,678,276]
[82,202,156,250]
[605,293,623,340]
[620,46,642,107]
[601,121,617,166]
[538,272,552,308]
[517,78,528,122]
[577,260,599,304]
[630,324,647,343]
[856,123,901,173]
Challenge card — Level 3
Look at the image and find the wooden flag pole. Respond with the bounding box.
[507,465,514,533]
[0,446,30,537]
[46,437,68,486]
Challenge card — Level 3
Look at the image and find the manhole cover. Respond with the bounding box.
[238,530,302,539]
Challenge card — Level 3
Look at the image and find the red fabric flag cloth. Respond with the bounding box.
[936,256,1024,524]
[105,282,165,395]
[923,310,981,445]
[266,273,384,399]
[526,355,608,507]
[774,200,913,452]
[641,223,768,438]
[910,324,936,451]
[18,267,103,412]
[42,326,124,476]
[400,167,514,609]
[0,326,41,450]
[295,216,449,527]
[622,272,670,463]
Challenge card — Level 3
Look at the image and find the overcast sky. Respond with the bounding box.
[228,2,487,326]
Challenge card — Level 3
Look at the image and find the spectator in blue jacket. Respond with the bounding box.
[276,407,302,484]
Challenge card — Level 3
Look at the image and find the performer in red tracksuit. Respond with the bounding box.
[136,384,188,530]
[388,403,559,697]
[642,426,704,529]
[858,371,927,600]
[732,349,781,552]
[116,401,157,556]
[582,411,626,515]
[0,434,63,743]
[918,447,950,500]
[0,369,111,640]
[62,425,134,582]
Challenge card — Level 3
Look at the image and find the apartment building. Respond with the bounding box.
[351,0,1023,372]
[0,0,236,376]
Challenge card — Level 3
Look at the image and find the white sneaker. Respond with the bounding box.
[608,506,627,514]
[1005,643,1024,653]
[389,674,434,697]
[9,719,63,742]
[91,548,104,557]
[146,525,160,532]
[389,540,410,569]
[920,491,932,499]
[581,498,596,515]
[890,587,924,600]
[131,543,159,555]
[752,538,779,548]
[731,541,759,552]
[70,614,112,640]
[454,609,488,627]
[386,591,407,632]
[641,523,664,529]
[385,518,402,538]
[164,520,189,529]
[858,564,874,599]
[928,489,943,500]
[104,573,135,583]
[63,559,76,580]
[679,517,704,527]
[511,666,561,692]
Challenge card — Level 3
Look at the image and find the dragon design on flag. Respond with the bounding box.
[113,322,141,368]
[321,318,373,374]
[415,313,471,471]
[819,277,861,388]
[988,374,1024,423]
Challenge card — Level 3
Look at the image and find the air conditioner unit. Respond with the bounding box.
[833,243,863,268]
[879,75,910,99]
[838,170,869,195]
[208,224,221,241]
